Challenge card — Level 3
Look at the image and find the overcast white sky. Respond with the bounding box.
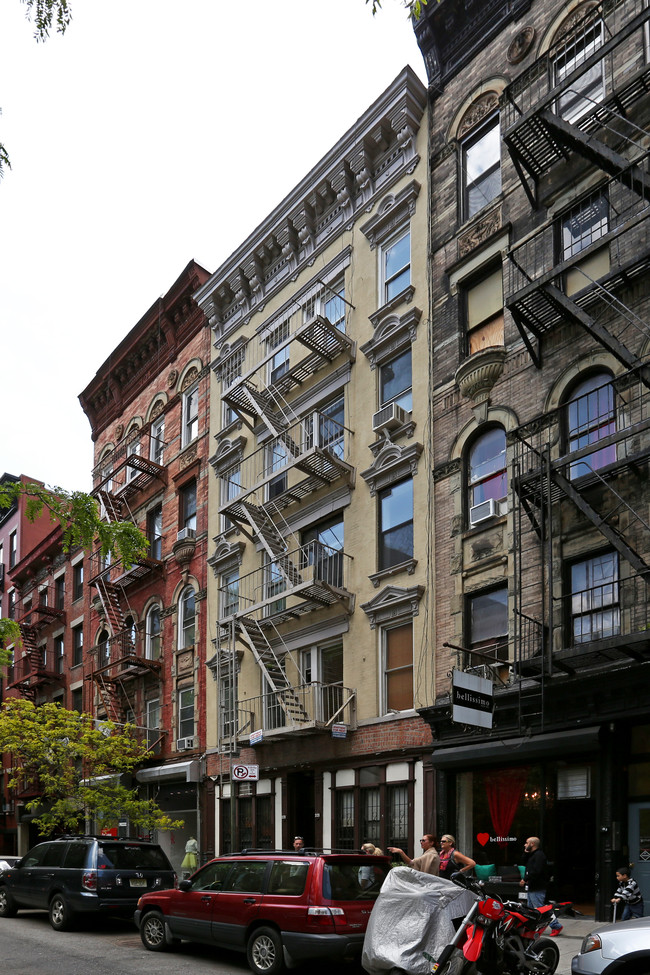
[0,0,426,494]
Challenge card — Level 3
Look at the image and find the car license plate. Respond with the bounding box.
[130,878,147,888]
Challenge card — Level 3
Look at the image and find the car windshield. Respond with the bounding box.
[322,860,389,901]
[97,843,171,870]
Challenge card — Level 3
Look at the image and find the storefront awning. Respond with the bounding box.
[136,760,201,783]
[431,726,601,770]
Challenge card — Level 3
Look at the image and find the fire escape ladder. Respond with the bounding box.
[540,283,650,387]
[93,574,133,648]
[537,111,650,202]
[237,617,309,724]
[93,673,124,723]
[548,464,650,583]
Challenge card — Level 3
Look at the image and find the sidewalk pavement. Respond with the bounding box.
[554,915,598,975]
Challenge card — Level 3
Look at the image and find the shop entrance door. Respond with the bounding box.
[628,802,650,915]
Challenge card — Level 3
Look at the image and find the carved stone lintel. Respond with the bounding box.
[458,207,502,259]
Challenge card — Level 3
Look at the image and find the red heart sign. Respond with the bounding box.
[476,833,490,846]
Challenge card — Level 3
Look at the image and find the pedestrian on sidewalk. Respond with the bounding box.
[520,836,563,935]
[611,864,644,920]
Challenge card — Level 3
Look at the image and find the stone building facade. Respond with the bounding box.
[195,67,435,853]
[414,0,650,918]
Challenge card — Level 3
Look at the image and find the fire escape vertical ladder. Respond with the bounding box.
[237,617,309,724]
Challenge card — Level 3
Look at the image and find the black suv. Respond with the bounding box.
[0,835,176,930]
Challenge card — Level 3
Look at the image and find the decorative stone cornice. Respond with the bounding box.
[194,68,427,344]
[455,346,507,404]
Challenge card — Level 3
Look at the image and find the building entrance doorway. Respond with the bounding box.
[287,770,315,848]
[628,802,650,915]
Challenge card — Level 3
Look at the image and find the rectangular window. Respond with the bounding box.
[554,20,604,123]
[469,586,508,660]
[266,441,288,500]
[466,266,504,355]
[361,786,381,846]
[147,698,161,750]
[147,504,163,561]
[264,665,286,731]
[72,561,84,601]
[54,575,65,610]
[221,569,239,618]
[9,530,17,569]
[150,415,165,465]
[178,687,195,739]
[387,783,409,849]
[380,349,412,411]
[571,551,620,644]
[183,384,199,446]
[382,229,411,304]
[219,671,237,744]
[378,478,414,570]
[126,435,140,481]
[71,687,83,713]
[462,117,501,220]
[335,789,355,849]
[384,622,413,711]
[561,193,609,295]
[180,480,197,532]
[302,517,344,589]
[72,624,84,666]
[265,560,286,615]
[8,589,16,620]
[54,634,65,674]
[267,321,290,385]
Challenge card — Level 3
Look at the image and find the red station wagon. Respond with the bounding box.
[134,849,390,975]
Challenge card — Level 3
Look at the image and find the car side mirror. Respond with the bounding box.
[178,879,192,891]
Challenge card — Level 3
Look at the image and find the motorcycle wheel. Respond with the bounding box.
[436,948,469,975]
[526,936,560,975]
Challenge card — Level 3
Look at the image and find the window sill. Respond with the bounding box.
[369,285,415,328]
[368,558,418,589]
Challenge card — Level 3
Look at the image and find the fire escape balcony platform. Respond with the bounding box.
[517,629,650,680]
[88,652,162,681]
[234,682,357,742]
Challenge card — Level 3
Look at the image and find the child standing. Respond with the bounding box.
[611,865,644,920]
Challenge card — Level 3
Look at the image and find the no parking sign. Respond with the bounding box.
[232,764,259,781]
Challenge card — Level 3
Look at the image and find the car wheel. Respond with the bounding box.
[140,910,170,952]
[49,893,73,931]
[0,888,17,918]
[246,925,284,975]
[527,936,560,975]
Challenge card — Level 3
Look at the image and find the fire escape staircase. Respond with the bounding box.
[8,616,61,697]
[236,617,310,725]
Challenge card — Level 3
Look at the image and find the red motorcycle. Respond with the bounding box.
[427,873,562,975]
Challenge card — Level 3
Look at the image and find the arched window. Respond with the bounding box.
[178,587,196,649]
[468,427,507,525]
[97,628,110,667]
[146,605,161,660]
[565,371,616,478]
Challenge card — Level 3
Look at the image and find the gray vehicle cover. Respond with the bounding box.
[361,867,477,975]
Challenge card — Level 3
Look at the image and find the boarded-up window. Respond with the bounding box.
[467,267,504,354]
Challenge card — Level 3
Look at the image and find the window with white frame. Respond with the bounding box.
[554,19,604,123]
[9,531,17,569]
[571,550,619,644]
[54,633,65,674]
[178,686,195,740]
[182,383,199,446]
[180,480,197,532]
[461,116,501,221]
[72,624,83,666]
[266,440,288,500]
[219,671,237,744]
[468,427,507,521]
[125,430,141,481]
[318,395,345,460]
[146,604,161,660]
[267,320,290,384]
[561,192,609,295]
[382,622,413,712]
[303,281,346,332]
[265,559,286,616]
[381,228,411,305]
[380,348,412,412]
[147,698,161,750]
[378,478,413,571]
[220,569,240,619]
[178,586,196,649]
[263,662,286,731]
[97,628,110,667]
[147,504,162,560]
[301,516,344,589]
[150,414,165,465]
[221,464,241,532]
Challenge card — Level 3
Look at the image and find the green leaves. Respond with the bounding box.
[19,0,72,41]
[0,700,183,836]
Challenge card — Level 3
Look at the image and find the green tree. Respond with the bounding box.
[1,1,72,178]
[0,699,183,836]
[0,479,149,664]
[367,0,428,16]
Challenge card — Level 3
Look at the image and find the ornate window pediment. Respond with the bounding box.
[360,180,421,251]
[209,436,247,478]
[361,440,424,496]
[361,584,425,629]
[208,539,245,578]
[362,307,422,364]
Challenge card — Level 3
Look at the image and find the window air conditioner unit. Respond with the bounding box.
[176,528,196,542]
[372,402,408,434]
[176,737,194,751]
[469,498,497,526]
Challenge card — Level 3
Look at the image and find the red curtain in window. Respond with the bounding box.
[484,767,530,848]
